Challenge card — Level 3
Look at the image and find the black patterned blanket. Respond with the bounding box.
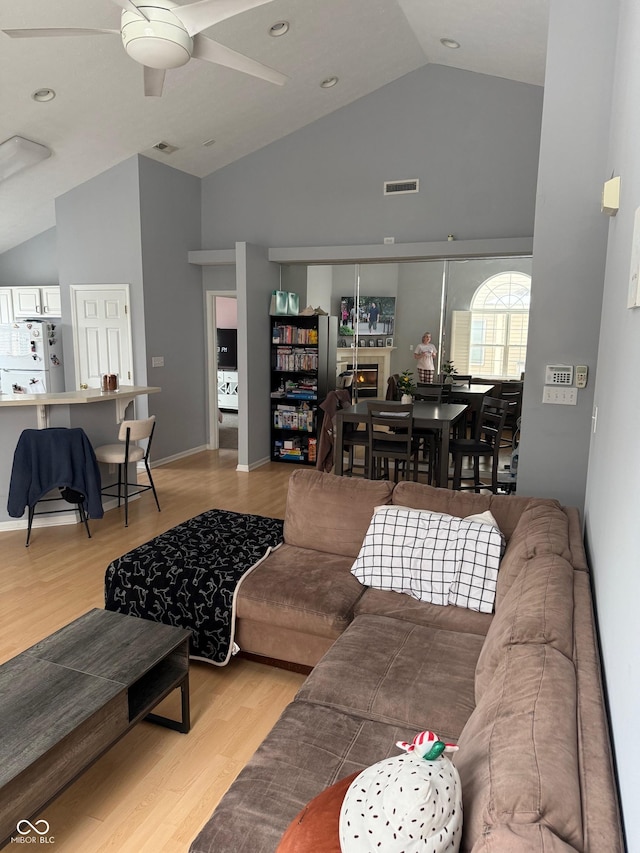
[104,509,284,665]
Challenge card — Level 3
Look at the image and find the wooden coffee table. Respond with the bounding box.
[0,608,191,847]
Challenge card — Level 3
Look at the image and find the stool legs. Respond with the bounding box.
[26,506,35,547]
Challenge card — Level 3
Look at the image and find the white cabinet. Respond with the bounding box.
[0,289,13,323]
[217,370,239,410]
[42,286,61,316]
[12,286,61,318]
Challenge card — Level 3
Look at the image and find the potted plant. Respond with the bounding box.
[397,369,416,403]
[441,360,458,385]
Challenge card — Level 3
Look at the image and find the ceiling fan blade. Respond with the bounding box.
[173,0,275,37]
[192,34,287,85]
[3,27,118,38]
[144,66,166,97]
[109,0,150,22]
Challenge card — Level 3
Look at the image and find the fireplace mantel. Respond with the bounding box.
[336,346,396,398]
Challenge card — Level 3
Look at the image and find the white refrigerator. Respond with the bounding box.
[0,321,65,394]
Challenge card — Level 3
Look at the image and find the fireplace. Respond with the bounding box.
[347,363,379,398]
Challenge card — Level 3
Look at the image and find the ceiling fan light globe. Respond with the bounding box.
[122,18,193,68]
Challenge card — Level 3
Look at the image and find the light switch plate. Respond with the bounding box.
[151,356,164,367]
[543,386,578,405]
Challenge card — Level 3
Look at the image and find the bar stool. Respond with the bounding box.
[94,415,160,527]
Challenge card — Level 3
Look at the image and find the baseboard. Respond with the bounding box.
[149,445,208,468]
[0,510,81,533]
[236,456,271,473]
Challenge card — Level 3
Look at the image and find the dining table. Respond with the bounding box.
[333,398,469,487]
[445,381,496,404]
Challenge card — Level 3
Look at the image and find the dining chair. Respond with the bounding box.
[412,384,448,483]
[448,396,509,493]
[446,374,472,385]
[94,415,160,527]
[497,380,524,447]
[7,427,103,547]
[414,382,446,403]
[366,402,420,482]
[386,373,400,401]
[448,377,484,438]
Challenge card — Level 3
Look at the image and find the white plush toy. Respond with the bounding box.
[339,730,462,853]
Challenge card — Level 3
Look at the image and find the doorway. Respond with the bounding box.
[206,291,238,450]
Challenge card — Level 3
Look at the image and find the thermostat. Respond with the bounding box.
[545,364,573,385]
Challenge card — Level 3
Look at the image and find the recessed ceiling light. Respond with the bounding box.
[269,21,289,37]
[440,38,460,49]
[202,138,216,147]
[320,76,339,89]
[31,88,56,103]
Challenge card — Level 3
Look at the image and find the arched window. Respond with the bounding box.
[450,272,531,378]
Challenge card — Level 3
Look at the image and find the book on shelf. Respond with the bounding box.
[272,324,319,345]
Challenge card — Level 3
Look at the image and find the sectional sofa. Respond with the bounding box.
[186,469,623,852]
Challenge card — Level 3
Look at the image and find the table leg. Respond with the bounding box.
[438,426,450,488]
[145,674,190,734]
[334,415,344,475]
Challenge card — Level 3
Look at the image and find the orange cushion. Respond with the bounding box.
[276,772,359,853]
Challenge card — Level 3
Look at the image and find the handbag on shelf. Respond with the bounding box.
[270,290,300,316]
[270,290,289,315]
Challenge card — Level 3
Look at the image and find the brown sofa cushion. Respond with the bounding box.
[475,553,575,701]
[354,587,493,636]
[392,482,561,541]
[296,613,483,740]
[237,543,365,638]
[454,644,582,852]
[470,824,579,852]
[276,772,358,853]
[495,504,572,609]
[189,700,421,853]
[284,470,393,557]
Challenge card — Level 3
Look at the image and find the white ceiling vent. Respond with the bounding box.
[152,141,179,154]
[384,179,419,195]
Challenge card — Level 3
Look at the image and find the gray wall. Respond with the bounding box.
[202,64,543,248]
[235,242,280,468]
[55,155,204,463]
[55,155,145,447]
[138,156,206,460]
[582,0,640,845]
[517,0,616,510]
[0,227,58,286]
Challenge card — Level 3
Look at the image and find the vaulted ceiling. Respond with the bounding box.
[0,0,549,255]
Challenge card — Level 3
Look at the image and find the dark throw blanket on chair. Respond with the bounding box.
[104,509,284,665]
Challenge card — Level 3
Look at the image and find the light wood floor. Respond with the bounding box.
[0,449,306,853]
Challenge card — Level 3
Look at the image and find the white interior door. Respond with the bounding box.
[71,285,133,389]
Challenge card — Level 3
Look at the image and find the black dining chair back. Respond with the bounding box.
[366,402,420,482]
[412,384,449,483]
[446,374,472,385]
[497,380,524,445]
[449,396,509,493]
[414,382,448,403]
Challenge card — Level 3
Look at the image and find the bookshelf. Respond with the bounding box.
[270,314,337,464]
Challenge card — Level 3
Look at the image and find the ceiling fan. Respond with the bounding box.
[2,0,288,97]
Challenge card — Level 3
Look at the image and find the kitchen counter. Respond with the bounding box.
[0,385,160,428]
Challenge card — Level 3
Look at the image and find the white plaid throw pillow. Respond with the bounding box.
[351,506,504,612]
